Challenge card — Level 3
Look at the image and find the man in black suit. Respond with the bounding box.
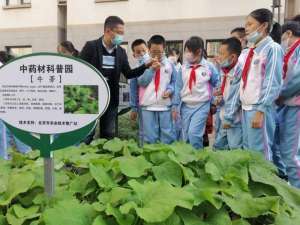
[80,16,154,142]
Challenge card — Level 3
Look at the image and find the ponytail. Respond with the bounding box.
[270,22,282,44]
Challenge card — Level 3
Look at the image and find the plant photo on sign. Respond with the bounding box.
[64,85,99,114]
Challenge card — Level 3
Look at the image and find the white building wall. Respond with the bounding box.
[0,0,58,28]
[68,0,276,25]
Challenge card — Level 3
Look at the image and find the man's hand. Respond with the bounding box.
[214,96,223,106]
[151,60,161,71]
[145,58,155,68]
[130,111,138,121]
[252,111,264,129]
[162,90,172,99]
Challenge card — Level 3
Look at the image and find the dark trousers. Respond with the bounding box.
[84,104,118,144]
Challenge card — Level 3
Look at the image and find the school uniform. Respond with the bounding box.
[174,58,219,149]
[138,58,177,144]
[130,55,151,146]
[230,36,283,160]
[214,64,243,150]
[279,39,300,188]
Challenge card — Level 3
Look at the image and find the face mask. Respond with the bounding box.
[112,34,124,46]
[219,58,232,68]
[137,53,151,64]
[168,56,178,64]
[184,52,196,64]
[246,26,263,44]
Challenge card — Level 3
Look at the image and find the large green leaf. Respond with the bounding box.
[222,193,280,218]
[169,142,198,164]
[0,171,35,206]
[105,204,135,225]
[92,216,108,225]
[118,156,152,178]
[176,208,208,225]
[89,163,116,189]
[98,187,132,205]
[232,219,251,225]
[13,204,40,218]
[43,200,97,225]
[249,164,300,208]
[187,175,224,209]
[103,138,125,153]
[0,215,6,225]
[128,180,194,223]
[6,206,40,225]
[152,161,182,187]
[69,173,93,194]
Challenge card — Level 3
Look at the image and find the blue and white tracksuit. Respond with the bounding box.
[168,59,183,140]
[138,58,177,144]
[214,66,243,150]
[130,59,145,145]
[174,58,219,149]
[227,36,283,160]
[279,42,300,188]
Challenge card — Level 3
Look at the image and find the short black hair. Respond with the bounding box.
[221,37,242,56]
[104,16,124,30]
[59,41,79,57]
[168,48,180,56]
[184,36,204,55]
[282,20,300,37]
[148,35,166,48]
[131,39,147,51]
[231,27,246,38]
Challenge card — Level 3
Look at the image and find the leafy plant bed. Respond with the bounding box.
[0,138,300,225]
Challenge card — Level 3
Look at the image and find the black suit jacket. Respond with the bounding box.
[80,37,147,107]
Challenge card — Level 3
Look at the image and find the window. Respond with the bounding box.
[3,0,31,8]
[206,39,224,59]
[6,46,32,58]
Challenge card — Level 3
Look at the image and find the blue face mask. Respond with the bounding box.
[219,58,232,68]
[137,53,151,64]
[246,27,263,44]
[112,34,124,46]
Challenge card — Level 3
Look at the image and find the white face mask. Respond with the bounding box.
[136,53,151,64]
[184,52,196,64]
[168,56,178,64]
[246,26,263,44]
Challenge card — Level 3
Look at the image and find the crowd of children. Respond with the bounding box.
[128,8,300,188]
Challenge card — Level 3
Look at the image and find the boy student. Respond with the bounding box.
[213,37,243,150]
[231,27,248,49]
[129,39,150,121]
[129,39,150,145]
[137,35,177,144]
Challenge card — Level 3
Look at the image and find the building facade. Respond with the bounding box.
[1,0,296,59]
